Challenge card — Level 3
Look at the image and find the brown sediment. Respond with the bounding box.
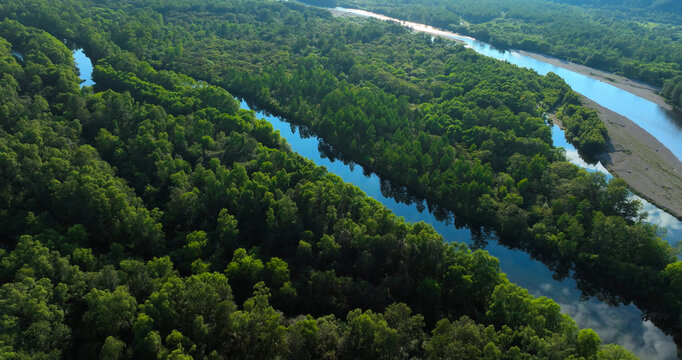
[557,97,682,220]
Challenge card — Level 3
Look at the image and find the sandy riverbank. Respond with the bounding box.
[332,7,682,218]
[517,50,676,112]
[529,51,682,219]
[332,7,676,111]
[330,8,356,18]
[558,98,682,220]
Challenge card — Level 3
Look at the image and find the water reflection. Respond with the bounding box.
[72,49,94,87]
[70,39,677,359]
[551,124,682,245]
[334,7,682,162]
[11,51,23,61]
[241,100,677,359]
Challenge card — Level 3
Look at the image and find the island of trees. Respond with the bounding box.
[0,16,640,359]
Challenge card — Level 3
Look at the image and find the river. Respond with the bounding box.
[333,7,682,163]
[11,50,23,61]
[246,102,678,360]
[72,49,94,87]
[553,123,682,246]
[71,39,678,358]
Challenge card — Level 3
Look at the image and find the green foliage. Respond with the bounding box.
[100,336,126,360]
[561,105,607,156]
[53,0,679,346]
[577,328,601,358]
[662,75,682,108]
[339,0,682,89]
[0,1,663,358]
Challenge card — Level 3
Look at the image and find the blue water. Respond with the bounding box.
[335,7,682,163]
[246,101,676,359]
[72,49,94,87]
[468,44,682,162]
[72,40,677,359]
[11,51,23,61]
[551,125,682,245]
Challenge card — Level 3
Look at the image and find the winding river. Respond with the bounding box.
[249,103,678,360]
[333,7,682,163]
[71,29,680,357]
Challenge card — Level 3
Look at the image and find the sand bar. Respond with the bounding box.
[559,98,682,220]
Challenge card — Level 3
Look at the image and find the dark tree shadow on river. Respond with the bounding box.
[244,98,682,351]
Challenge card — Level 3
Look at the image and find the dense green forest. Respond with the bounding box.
[550,0,682,19]
[0,0,681,356]
[0,16,644,359]
[662,75,682,109]
[54,0,682,344]
[328,0,682,108]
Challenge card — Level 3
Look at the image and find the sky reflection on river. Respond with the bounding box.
[247,100,677,359]
[72,49,94,87]
[551,125,682,245]
[335,7,682,162]
[71,37,677,359]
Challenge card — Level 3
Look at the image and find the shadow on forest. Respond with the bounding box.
[245,99,682,348]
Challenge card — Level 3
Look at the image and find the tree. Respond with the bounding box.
[576,328,601,358]
[84,287,137,337]
[100,336,126,360]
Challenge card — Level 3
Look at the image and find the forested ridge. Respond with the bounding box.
[321,0,682,109]
[0,0,678,358]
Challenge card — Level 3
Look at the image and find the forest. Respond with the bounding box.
[549,0,682,17]
[0,0,679,358]
[326,0,682,109]
[0,14,641,359]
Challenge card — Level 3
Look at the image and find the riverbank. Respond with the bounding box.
[554,97,682,220]
[332,7,676,113]
[332,7,682,220]
[518,50,677,112]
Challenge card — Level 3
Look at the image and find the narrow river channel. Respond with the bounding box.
[72,38,678,358]
[244,101,678,360]
[333,7,682,163]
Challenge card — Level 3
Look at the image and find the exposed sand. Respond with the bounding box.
[555,98,682,220]
[332,7,682,219]
[524,53,682,220]
[330,8,356,18]
[517,50,675,111]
